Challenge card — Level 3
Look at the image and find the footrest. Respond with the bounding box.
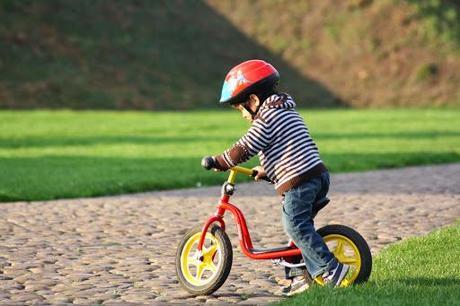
[250,246,294,254]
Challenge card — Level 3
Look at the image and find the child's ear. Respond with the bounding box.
[250,94,260,107]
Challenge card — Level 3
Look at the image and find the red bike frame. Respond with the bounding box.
[197,193,302,260]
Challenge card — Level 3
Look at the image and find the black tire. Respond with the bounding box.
[175,225,233,295]
[317,224,372,284]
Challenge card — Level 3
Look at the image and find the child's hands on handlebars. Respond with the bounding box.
[201,156,271,183]
[251,165,266,181]
[201,156,222,171]
[201,156,225,172]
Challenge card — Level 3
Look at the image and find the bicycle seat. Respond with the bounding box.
[312,197,330,217]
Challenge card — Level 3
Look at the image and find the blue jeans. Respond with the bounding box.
[281,172,337,278]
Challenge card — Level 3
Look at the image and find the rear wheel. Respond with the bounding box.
[316,224,372,286]
[175,225,233,295]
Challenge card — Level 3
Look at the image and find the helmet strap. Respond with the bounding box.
[243,104,260,120]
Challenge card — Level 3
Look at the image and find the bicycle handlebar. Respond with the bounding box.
[201,156,215,170]
[201,156,271,182]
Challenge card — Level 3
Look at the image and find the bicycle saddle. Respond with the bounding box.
[312,197,330,217]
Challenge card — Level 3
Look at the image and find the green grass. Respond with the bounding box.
[0,109,459,202]
[275,223,460,306]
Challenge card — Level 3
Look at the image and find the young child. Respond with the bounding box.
[211,60,349,296]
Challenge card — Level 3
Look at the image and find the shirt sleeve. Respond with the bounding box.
[214,119,271,170]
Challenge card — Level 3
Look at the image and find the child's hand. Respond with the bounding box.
[252,165,266,181]
[211,156,225,172]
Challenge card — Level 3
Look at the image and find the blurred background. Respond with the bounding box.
[1,0,459,110]
[1,0,459,202]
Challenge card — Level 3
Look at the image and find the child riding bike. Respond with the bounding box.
[211,60,349,296]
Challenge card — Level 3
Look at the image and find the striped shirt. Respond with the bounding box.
[215,93,327,195]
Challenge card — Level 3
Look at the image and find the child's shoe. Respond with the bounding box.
[322,262,349,287]
[278,275,310,296]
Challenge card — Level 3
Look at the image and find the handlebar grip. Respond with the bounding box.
[252,170,272,182]
[201,156,216,170]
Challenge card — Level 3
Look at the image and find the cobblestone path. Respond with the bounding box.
[0,164,459,305]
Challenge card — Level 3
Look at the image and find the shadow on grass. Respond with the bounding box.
[405,0,460,45]
[1,131,460,149]
[1,151,459,202]
[0,155,227,202]
[0,134,236,148]
[0,0,342,109]
[314,131,460,140]
[322,151,460,172]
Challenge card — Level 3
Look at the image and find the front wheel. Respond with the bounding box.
[316,224,372,286]
[175,225,233,295]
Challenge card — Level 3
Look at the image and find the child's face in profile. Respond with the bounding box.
[232,103,253,122]
[232,95,260,122]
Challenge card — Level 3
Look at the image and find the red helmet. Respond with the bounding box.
[219,60,279,105]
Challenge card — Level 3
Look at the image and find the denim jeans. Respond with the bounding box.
[281,171,337,278]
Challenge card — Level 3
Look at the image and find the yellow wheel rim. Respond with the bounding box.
[180,232,221,287]
[315,234,362,287]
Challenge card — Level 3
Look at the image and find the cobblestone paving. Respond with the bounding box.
[0,164,459,305]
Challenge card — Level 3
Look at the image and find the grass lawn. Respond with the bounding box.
[0,108,459,201]
[276,223,460,306]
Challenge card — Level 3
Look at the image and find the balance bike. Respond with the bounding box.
[175,157,372,295]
